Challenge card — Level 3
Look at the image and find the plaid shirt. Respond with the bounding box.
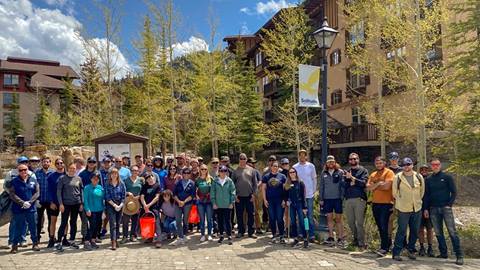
[105,181,126,204]
[35,168,54,203]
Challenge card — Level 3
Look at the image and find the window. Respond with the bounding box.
[348,69,369,89]
[3,93,18,108]
[352,107,366,124]
[330,49,341,66]
[3,74,19,86]
[331,90,342,105]
[349,21,365,45]
[262,76,270,86]
[255,51,262,67]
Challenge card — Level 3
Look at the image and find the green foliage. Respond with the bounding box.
[4,93,23,141]
[458,224,480,258]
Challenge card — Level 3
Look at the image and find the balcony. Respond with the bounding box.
[330,123,378,144]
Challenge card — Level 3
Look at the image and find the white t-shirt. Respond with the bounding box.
[293,162,317,199]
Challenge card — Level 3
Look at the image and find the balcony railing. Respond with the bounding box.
[330,123,378,144]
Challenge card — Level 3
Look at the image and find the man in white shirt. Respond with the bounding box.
[292,149,317,242]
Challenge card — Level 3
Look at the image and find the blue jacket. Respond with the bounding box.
[35,168,54,203]
[79,169,97,187]
[9,175,39,214]
[46,171,65,204]
[343,166,368,200]
[173,179,196,205]
[105,181,126,204]
[153,168,167,190]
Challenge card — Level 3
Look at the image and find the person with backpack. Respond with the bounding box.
[392,157,425,261]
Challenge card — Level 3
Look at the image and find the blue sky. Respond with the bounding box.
[0,0,296,73]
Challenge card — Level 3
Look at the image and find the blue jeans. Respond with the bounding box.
[106,205,122,241]
[306,198,315,239]
[12,211,37,246]
[430,206,463,257]
[392,210,421,256]
[267,200,285,237]
[162,216,177,234]
[197,202,213,236]
[289,203,306,239]
[8,216,27,245]
[174,204,192,239]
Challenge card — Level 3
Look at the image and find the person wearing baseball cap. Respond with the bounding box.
[211,165,236,245]
[388,152,402,174]
[28,156,41,172]
[210,157,220,177]
[176,153,187,171]
[262,155,277,175]
[319,155,345,246]
[280,158,290,177]
[392,157,425,261]
[172,167,196,246]
[292,149,317,242]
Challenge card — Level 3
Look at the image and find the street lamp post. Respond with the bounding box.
[312,17,338,238]
[313,16,338,168]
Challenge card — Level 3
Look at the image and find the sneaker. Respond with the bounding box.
[279,237,286,244]
[91,242,99,249]
[375,249,388,257]
[155,241,162,248]
[291,239,299,247]
[456,257,464,266]
[303,240,308,248]
[248,234,257,239]
[130,236,137,242]
[322,237,335,245]
[20,242,28,248]
[419,246,426,256]
[309,238,315,244]
[269,237,278,244]
[393,255,403,261]
[32,243,40,251]
[172,238,184,246]
[207,235,213,241]
[95,238,102,243]
[218,236,224,244]
[437,254,448,259]
[120,237,129,244]
[47,239,55,248]
[70,242,80,249]
[200,235,206,242]
[256,229,264,235]
[337,239,346,248]
[55,244,63,252]
[408,251,417,260]
[84,243,92,251]
[62,238,71,247]
[227,237,233,245]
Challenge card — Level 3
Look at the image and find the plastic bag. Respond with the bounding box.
[188,204,200,224]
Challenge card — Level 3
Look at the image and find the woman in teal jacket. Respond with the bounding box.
[83,172,104,250]
[210,165,236,245]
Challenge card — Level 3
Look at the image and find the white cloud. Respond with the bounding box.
[0,0,130,78]
[240,23,250,35]
[44,0,68,6]
[242,0,295,16]
[172,36,209,58]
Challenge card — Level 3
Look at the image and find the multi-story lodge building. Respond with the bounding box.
[0,56,79,142]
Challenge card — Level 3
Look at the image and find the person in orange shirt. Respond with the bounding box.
[367,156,395,256]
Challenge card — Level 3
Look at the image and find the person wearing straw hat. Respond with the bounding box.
[82,172,104,250]
[121,165,143,244]
[140,173,162,248]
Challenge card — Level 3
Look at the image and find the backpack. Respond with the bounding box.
[396,172,422,193]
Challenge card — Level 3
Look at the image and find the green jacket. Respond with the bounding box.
[210,176,236,209]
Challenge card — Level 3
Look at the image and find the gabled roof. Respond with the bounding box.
[93,131,149,143]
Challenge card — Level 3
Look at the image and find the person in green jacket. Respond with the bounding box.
[82,172,105,250]
[211,165,236,245]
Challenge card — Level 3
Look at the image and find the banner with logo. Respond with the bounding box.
[298,64,320,107]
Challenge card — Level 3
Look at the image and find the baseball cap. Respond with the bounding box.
[102,157,111,162]
[280,158,289,164]
[197,156,204,162]
[268,155,277,161]
[182,167,192,174]
[389,152,399,160]
[29,156,40,162]
[247,157,257,164]
[87,156,97,163]
[221,156,230,162]
[402,157,413,166]
[153,155,163,162]
[419,164,429,169]
[219,165,228,172]
[211,157,220,163]
[326,155,336,163]
[17,156,29,164]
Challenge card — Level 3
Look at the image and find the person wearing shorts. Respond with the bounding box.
[319,155,345,246]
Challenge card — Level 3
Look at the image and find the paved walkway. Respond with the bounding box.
[0,225,478,270]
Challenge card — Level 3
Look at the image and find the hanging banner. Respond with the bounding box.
[298,64,321,107]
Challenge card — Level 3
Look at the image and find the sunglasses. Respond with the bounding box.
[219,170,227,172]
[115,161,122,163]
[147,164,153,167]
[288,171,296,174]
[183,172,191,175]
[18,169,28,172]
[239,158,247,160]
[56,162,64,165]
[431,163,441,167]
[88,161,96,164]
[200,168,208,171]
[212,162,219,164]
[403,163,413,167]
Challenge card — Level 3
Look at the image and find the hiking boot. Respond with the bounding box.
[32,243,40,251]
[91,241,99,249]
[393,255,403,261]
[427,246,435,257]
[120,237,129,244]
[456,257,464,266]
[84,242,92,251]
[419,246,426,256]
[10,245,18,254]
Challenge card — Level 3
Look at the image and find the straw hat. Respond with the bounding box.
[123,196,140,215]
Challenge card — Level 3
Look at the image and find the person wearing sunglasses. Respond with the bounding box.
[8,164,40,254]
[142,158,161,187]
[78,156,98,244]
[164,164,179,192]
[392,157,425,262]
[172,168,196,245]
[343,153,369,250]
[211,165,236,245]
[210,157,220,178]
[140,173,162,248]
[34,156,54,245]
[114,157,131,182]
[121,165,143,244]
[423,158,463,265]
[196,164,214,241]
[262,161,288,244]
[46,158,66,248]
[232,153,257,239]
[284,167,308,248]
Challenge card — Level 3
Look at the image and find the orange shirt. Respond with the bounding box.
[368,168,395,204]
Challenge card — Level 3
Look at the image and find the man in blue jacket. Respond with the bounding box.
[8,164,40,253]
[424,158,463,265]
[34,157,54,243]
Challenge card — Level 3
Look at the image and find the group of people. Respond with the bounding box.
[3,150,464,265]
